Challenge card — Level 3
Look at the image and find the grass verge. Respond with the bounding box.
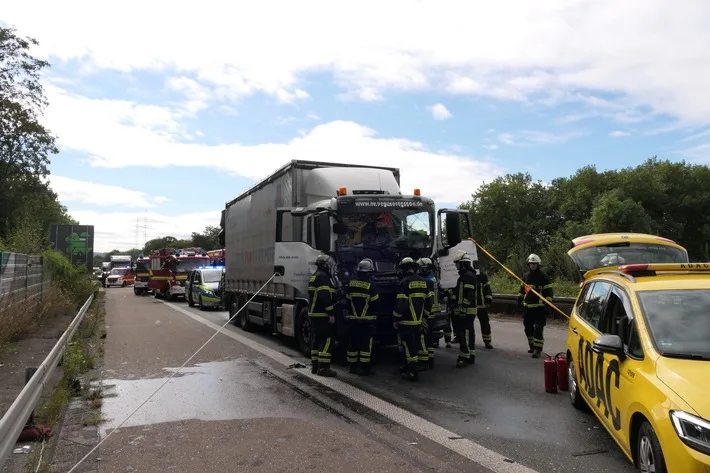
[488,271,580,298]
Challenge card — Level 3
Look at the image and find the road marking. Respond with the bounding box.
[161,300,542,473]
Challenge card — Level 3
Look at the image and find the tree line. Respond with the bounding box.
[462,157,710,282]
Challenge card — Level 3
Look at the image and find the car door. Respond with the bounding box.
[192,271,202,299]
[572,281,612,411]
[595,285,645,450]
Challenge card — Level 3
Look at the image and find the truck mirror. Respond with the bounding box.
[445,212,462,247]
[333,222,348,235]
[290,208,309,217]
[315,213,332,252]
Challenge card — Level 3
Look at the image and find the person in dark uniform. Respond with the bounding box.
[453,252,477,368]
[474,262,494,349]
[441,286,457,348]
[308,253,338,377]
[418,257,441,368]
[345,258,379,375]
[517,253,554,359]
[393,257,432,381]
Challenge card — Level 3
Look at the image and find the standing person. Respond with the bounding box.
[393,257,431,381]
[441,287,459,347]
[517,253,553,359]
[345,258,379,375]
[418,257,440,368]
[474,262,494,349]
[307,253,338,377]
[453,252,478,368]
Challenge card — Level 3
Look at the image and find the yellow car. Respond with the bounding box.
[565,234,709,472]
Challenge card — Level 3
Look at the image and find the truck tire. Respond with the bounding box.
[238,295,253,331]
[295,307,311,356]
[229,296,240,326]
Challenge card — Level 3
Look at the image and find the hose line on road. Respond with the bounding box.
[470,238,571,320]
[66,273,279,473]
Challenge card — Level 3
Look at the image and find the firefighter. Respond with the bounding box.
[517,253,554,359]
[345,258,379,375]
[307,253,338,377]
[453,252,477,368]
[474,262,494,349]
[393,257,432,381]
[418,257,440,368]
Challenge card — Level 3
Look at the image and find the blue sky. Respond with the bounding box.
[4,1,710,252]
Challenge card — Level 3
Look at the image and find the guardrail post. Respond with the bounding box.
[24,368,38,425]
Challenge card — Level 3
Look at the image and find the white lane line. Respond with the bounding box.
[161,300,541,473]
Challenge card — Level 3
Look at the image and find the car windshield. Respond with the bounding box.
[175,258,210,273]
[202,269,223,283]
[336,208,434,253]
[109,268,127,276]
[570,243,688,273]
[637,289,710,359]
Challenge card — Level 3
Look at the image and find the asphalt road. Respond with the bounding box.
[91,288,498,473]
[96,287,637,473]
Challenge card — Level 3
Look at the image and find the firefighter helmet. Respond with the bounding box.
[357,258,374,273]
[399,256,418,271]
[418,257,434,273]
[315,253,330,267]
[526,253,542,265]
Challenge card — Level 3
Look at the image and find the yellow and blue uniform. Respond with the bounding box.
[394,272,432,379]
[455,267,478,366]
[517,268,553,354]
[308,268,337,373]
[346,274,379,372]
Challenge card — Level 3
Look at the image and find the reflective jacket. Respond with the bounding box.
[308,269,336,317]
[441,287,457,314]
[476,272,493,309]
[346,275,379,321]
[517,269,553,309]
[455,268,478,316]
[394,273,432,326]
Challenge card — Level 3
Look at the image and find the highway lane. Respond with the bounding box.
[154,295,637,473]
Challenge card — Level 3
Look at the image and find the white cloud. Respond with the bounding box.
[43,88,503,206]
[70,209,221,252]
[609,130,631,138]
[482,144,499,150]
[5,1,710,123]
[46,176,168,208]
[497,130,584,146]
[428,103,453,120]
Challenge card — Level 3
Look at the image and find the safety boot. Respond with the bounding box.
[456,358,468,368]
[348,364,358,374]
[532,349,541,359]
[311,360,319,374]
[467,355,475,365]
[318,367,338,377]
[528,344,535,354]
[485,342,494,349]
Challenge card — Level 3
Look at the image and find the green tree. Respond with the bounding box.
[191,225,221,250]
[590,189,653,234]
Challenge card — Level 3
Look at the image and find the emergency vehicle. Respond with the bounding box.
[186,266,225,310]
[206,249,225,265]
[148,248,210,300]
[133,255,152,296]
[104,267,133,287]
[564,234,710,472]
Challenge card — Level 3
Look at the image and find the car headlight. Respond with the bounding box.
[671,410,710,455]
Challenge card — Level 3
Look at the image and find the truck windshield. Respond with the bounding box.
[175,258,211,273]
[135,261,150,272]
[637,289,710,359]
[337,208,433,253]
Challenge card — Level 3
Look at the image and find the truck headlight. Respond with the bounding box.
[671,410,710,455]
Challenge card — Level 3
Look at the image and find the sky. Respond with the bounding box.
[4,1,710,252]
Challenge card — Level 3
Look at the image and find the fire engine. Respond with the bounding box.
[206,248,225,265]
[133,255,152,296]
[148,248,211,300]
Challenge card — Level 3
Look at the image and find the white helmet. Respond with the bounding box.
[526,253,542,265]
[453,251,472,268]
[315,253,330,267]
[357,258,374,272]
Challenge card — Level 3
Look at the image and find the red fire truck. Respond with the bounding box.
[206,249,225,265]
[148,248,210,300]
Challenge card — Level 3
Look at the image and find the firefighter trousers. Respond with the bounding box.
[523,308,546,351]
[457,315,475,362]
[450,312,461,342]
[310,317,335,368]
[398,325,420,376]
[477,308,492,345]
[347,320,375,368]
[443,313,453,343]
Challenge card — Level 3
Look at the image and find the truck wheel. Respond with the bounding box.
[238,295,252,331]
[229,297,240,326]
[122,281,126,288]
[295,307,311,356]
[134,287,140,296]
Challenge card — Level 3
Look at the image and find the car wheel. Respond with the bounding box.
[568,358,587,410]
[122,281,126,287]
[637,421,667,473]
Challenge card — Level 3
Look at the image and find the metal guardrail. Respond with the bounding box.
[0,294,95,468]
[490,293,577,319]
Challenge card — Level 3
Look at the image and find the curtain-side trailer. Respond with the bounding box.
[221,160,476,355]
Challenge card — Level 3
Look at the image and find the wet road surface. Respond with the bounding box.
[157,295,638,473]
[94,288,495,473]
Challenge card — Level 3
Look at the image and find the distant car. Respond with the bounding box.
[104,268,133,288]
[186,267,225,310]
[564,234,709,472]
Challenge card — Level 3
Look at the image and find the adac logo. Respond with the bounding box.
[65,232,92,256]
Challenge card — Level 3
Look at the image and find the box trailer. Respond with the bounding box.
[221,160,476,354]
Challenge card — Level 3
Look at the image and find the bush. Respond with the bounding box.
[488,271,580,298]
[41,249,95,304]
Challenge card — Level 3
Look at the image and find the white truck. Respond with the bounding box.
[219,160,477,354]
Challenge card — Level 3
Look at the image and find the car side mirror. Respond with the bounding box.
[592,334,626,360]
